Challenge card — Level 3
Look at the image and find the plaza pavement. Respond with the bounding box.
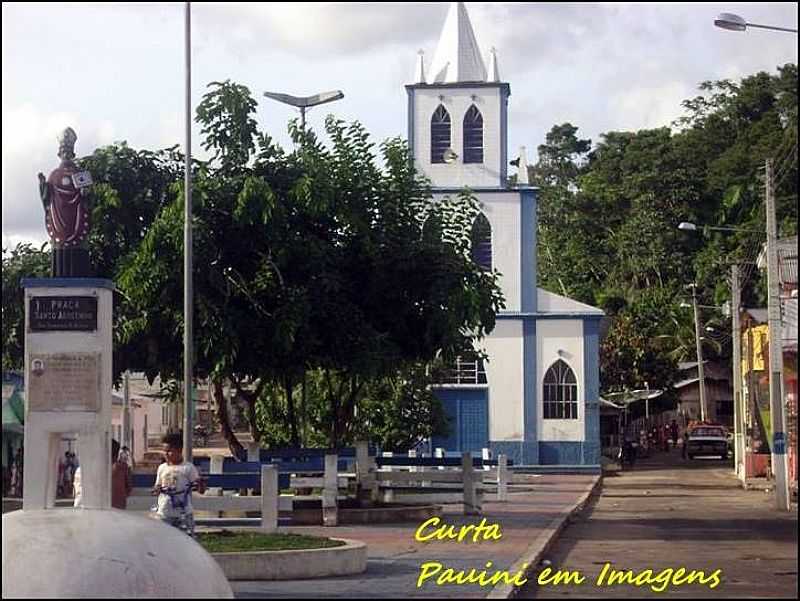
[230,473,600,599]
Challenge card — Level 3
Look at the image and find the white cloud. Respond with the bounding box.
[2,2,798,245]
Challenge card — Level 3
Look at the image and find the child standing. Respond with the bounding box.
[152,433,205,535]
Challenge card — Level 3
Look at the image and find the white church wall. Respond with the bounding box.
[413,86,502,189]
[537,319,585,442]
[433,191,521,312]
[482,320,524,441]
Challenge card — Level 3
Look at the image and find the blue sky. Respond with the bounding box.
[3,2,797,247]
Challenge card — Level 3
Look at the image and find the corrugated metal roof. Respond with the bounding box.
[674,377,701,389]
[757,236,798,286]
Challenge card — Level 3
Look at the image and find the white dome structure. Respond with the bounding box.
[2,509,233,599]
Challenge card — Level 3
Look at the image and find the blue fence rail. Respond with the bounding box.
[132,472,290,490]
[133,448,511,491]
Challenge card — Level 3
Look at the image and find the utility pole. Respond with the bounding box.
[691,284,708,422]
[183,0,194,462]
[731,266,745,481]
[765,158,790,510]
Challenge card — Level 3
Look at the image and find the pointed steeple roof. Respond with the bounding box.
[429,2,488,84]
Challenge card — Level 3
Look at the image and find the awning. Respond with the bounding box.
[603,389,664,406]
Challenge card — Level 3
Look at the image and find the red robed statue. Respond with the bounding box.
[38,127,93,277]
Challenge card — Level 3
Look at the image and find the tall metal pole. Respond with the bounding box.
[731,265,744,479]
[765,158,789,510]
[183,1,194,463]
[691,284,708,422]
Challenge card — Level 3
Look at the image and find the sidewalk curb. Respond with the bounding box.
[485,475,603,599]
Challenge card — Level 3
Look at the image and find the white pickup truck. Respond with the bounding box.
[686,425,730,459]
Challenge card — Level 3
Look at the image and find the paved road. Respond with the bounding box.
[518,451,798,599]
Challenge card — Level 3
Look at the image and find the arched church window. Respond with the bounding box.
[471,213,492,270]
[543,360,578,420]
[431,105,451,164]
[463,105,484,164]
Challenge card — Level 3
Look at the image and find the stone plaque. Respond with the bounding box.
[28,353,101,412]
[30,296,97,331]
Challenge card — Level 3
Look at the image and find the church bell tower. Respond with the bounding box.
[406,2,510,190]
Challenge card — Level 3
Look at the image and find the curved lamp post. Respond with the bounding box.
[714,13,798,34]
[263,90,345,130]
[712,14,795,511]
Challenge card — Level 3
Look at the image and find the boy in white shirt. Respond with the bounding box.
[152,433,205,535]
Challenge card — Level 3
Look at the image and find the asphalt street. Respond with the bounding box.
[519,450,798,599]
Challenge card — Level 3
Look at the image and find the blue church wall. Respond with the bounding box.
[432,388,489,454]
[522,318,539,465]
[520,188,537,314]
[539,442,585,465]
[583,319,601,465]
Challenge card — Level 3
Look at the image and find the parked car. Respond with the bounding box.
[686,424,729,459]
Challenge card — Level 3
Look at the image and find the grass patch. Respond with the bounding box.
[197,530,346,553]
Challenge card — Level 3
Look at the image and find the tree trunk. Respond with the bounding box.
[211,380,245,460]
[324,369,341,449]
[301,373,307,447]
[244,390,261,447]
[285,375,300,448]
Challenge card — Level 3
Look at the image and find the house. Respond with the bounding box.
[674,361,734,427]
[418,3,604,466]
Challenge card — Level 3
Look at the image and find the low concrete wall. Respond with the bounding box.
[211,538,367,581]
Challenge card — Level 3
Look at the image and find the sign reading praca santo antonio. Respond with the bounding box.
[29,296,97,332]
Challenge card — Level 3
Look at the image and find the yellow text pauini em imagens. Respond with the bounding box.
[413,517,723,593]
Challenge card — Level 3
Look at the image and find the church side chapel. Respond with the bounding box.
[411,3,604,467]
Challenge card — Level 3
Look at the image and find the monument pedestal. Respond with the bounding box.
[21,278,114,509]
[4,277,234,598]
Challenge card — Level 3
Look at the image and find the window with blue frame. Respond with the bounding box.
[543,360,578,419]
[431,105,451,164]
[463,105,484,164]
[471,213,492,270]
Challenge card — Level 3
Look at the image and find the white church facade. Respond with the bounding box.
[411,3,604,467]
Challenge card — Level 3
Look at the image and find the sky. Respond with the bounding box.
[2,2,797,248]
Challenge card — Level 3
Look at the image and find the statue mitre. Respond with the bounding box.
[57,127,78,161]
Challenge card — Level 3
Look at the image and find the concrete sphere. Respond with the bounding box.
[2,509,233,599]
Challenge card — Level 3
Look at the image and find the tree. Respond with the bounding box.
[116,80,504,454]
[2,243,51,372]
[531,65,796,400]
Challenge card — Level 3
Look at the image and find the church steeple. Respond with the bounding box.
[429,2,487,84]
[406,1,509,189]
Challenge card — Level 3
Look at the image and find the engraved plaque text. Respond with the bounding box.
[28,353,101,412]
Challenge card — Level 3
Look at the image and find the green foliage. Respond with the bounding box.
[114,80,503,450]
[1,243,51,371]
[534,65,797,397]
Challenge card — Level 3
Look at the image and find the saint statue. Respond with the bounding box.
[38,127,93,277]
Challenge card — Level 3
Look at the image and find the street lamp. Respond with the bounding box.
[679,221,751,479]
[683,284,708,423]
[714,13,798,34]
[712,18,794,511]
[678,221,763,235]
[263,90,345,130]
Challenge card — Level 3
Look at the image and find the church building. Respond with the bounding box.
[410,3,604,466]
